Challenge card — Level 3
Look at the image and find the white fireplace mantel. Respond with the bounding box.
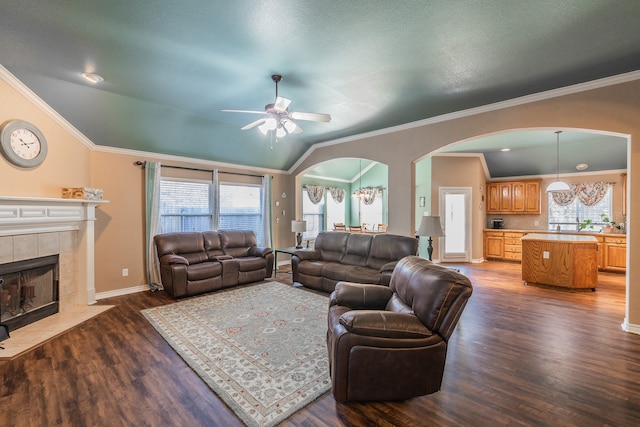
[0,196,108,305]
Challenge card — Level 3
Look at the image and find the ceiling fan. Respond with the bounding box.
[222,74,331,139]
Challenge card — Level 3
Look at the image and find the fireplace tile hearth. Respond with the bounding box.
[0,304,113,360]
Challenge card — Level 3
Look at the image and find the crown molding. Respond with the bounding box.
[289,70,640,174]
[0,65,285,176]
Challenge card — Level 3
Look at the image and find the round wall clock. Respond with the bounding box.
[0,119,48,168]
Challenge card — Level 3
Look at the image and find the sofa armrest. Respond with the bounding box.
[211,255,233,261]
[293,249,321,261]
[380,260,398,273]
[339,310,432,339]
[159,254,189,265]
[250,246,273,257]
[330,282,393,310]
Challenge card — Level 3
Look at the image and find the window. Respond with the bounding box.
[326,191,346,230]
[548,187,612,232]
[302,188,325,239]
[159,179,213,233]
[219,183,264,243]
[159,178,265,243]
[358,197,383,226]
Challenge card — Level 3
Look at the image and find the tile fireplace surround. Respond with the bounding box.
[0,196,113,359]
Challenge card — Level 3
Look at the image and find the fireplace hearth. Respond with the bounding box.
[0,255,59,332]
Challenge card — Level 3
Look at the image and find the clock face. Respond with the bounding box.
[0,119,48,168]
[10,128,41,159]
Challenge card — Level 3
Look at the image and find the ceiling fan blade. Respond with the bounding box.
[289,111,332,122]
[283,119,303,134]
[221,109,267,115]
[241,118,267,130]
[273,96,292,112]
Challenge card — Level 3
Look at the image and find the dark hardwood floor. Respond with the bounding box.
[1,262,639,427]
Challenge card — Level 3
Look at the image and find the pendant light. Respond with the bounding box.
[546,130,570,192]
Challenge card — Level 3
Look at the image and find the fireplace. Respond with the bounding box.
[0,255,59,331]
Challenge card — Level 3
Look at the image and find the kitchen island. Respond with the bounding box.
[521,233,598,291]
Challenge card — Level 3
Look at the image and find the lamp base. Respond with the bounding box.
[427,237,434,262]
[295,233,303,249]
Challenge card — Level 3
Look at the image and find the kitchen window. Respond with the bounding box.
[548,187,612,232]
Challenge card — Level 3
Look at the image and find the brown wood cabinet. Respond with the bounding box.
[503,231,525,261]
[483,230,626,273]
[484,230,504,259]
[486,180,541,215]
[521,233,598,290]
[603,235,627,272]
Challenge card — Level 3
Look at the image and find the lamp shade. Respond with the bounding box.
[546,180,570,192]
[291,220,307,233]
[416,215,444,237]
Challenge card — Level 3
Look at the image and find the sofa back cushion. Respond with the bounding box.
[219,230,257,258]
[390,256,473,340]
[366,234,419,270]
[154,232,208,264]
[341,233,374,266]
[202,230,226,258]
[315,232,349,262]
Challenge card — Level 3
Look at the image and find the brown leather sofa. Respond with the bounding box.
[327,256,473,401]
[154,230,274,298]
[291,231,418,293]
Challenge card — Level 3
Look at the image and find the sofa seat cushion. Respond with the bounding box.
[297,260,326,276]
[187,261,222,281]
[322,262,353,281]
[345,266,381,284]
[235,256,266,272]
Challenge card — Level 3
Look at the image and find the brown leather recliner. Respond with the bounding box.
[327,255,473,402]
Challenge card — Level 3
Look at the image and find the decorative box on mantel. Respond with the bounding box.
[62,187,103,200]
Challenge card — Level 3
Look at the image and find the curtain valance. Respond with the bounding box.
[551,181,610,207]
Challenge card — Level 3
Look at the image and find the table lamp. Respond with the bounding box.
[416,215,444,261]
[291,220,307,249]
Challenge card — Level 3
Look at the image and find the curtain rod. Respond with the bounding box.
[133,161,264,178]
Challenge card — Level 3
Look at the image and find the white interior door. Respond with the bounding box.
[439,187,471,262]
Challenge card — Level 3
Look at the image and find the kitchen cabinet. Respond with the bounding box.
[484,230,504,259]
[486,180,541,215]
[603,235,626,272]
[483,229,626,273]
[503,231,525,261]
[521,233,598,290]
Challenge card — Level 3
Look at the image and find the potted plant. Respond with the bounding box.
[579,218,594,231]
[600,214,622,233]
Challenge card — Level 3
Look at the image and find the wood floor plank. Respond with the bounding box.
[1,262,639,426]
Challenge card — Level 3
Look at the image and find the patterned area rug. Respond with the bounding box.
[142,281,331,427]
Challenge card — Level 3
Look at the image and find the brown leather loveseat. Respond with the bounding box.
[291,231,418,293]
[327,256,473,401]
[154,230,273,298]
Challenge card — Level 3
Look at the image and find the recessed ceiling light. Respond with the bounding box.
[500,148,511,152]
[576,163,588,171]
[81,72,104,84]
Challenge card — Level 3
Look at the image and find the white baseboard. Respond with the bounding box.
[621,319,640,335]
[96,285,148,300]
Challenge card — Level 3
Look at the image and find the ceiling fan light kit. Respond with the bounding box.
[222,74,331,149]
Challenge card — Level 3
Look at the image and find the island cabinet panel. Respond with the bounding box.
[521,233,598,290]
[486,179,541,214]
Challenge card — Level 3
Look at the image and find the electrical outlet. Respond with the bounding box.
[534,220,539,226]
[543,251,550,259]
[122,268,129,277]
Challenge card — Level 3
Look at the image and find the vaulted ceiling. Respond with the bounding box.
[1,1,638,175]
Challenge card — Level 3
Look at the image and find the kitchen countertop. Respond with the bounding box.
[483,228,626,237]
[521,233,598,242]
